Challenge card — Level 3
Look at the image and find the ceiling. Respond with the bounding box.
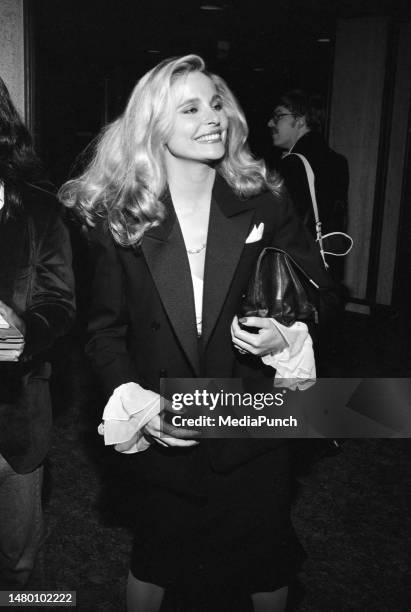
[34,0,409,77]
[32,0,410,179]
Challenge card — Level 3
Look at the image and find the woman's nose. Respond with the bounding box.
[205,108,220,124]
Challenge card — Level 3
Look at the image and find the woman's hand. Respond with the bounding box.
[231,315,287,357]
[142,405,201,448]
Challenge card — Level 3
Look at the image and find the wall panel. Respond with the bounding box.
[329,18,388,300]
[376,23,411,305]
[0,0,25,117]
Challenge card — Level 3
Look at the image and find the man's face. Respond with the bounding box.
[267,105,300,150]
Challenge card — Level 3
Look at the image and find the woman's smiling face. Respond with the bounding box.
[165,71,228,165]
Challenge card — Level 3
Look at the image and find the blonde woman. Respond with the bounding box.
[60,55,332,611]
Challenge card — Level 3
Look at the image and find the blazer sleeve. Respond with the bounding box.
[22,206,75,358]
[85,225,141,399]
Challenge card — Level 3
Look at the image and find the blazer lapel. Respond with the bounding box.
[202,175,255,347]
[140,191,200,375]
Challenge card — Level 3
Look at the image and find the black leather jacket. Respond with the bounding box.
[0,182,75,473]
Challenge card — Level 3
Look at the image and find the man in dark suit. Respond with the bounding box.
[0,77,75,587]
[268,90,349,376]
[268,90,349,283]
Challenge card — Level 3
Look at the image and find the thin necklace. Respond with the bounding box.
[186,243,206,255]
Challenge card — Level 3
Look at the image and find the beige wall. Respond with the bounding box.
[0,0,25,117]
[329,18,388,301]
[329,18,411,307]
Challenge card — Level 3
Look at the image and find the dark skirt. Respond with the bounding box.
[130,442,304,597]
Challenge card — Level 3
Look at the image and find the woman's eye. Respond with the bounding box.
[213,103,223,111]
[183,107,197,114]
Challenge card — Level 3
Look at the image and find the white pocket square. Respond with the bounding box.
[245,222,264,244]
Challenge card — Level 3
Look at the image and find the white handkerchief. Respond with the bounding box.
[262,320,316,390]
[98,382,161,453]
[245,222,264,244]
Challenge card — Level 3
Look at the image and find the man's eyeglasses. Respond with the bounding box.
[269,113,297,125]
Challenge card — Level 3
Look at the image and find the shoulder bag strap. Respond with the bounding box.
[285,152,328,269]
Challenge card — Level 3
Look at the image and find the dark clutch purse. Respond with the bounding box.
[241,246,318,326]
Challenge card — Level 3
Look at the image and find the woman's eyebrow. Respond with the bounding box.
[177,94,221,109]
[177,97,200,108]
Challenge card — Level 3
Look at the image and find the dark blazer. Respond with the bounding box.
[86,174,333,493]
[0,182,75,473]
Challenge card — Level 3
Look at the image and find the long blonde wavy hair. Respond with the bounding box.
[59,54,281,247]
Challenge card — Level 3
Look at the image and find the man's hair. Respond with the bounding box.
[276,89,325,132]
[0,76,44,211]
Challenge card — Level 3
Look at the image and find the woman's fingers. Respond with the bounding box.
[143,414,200,448]
[233,335,260,355]
[151,437,168,448]
[239,316,273,331]
[143,415,162,437]
[231,315,262,353]
[160,437,199,447]
[147,415,200,440]
[234,345,248,354]
[231,315,287,356]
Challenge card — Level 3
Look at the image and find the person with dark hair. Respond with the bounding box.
[60,56,335,611]
[268,89,349,283]
[0,76,75,587]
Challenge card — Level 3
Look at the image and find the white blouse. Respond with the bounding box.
[190,266,204,337]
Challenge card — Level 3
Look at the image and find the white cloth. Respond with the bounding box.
[263,319,316,390]
[245,223,264,244]
[0,182,4,209]
[98,384,161,453]
[192,274,203,336]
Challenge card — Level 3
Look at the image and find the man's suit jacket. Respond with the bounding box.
[86,174,334,493]
[0,182,75,473]
[279,132,349,235]
[279,132,349,284]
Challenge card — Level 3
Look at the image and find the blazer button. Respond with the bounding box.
[151,321,161,331]
[159,369,167,378]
